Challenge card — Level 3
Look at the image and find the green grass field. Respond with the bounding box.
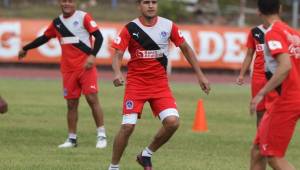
[0,78,299,170]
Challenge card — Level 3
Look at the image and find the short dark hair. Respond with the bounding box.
[136,0,142,3]
[257,0,280,15]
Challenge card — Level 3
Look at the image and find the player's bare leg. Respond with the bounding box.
[250,145,267,170]
[67,99,79,134]
[111,124,135,164]
[85,93,107,148]
[136,116,179,169]
[267,157,296,170]
[148,116,179,151]
[85,93,104,126]
[58,98,79,148]
[256,111,265,127]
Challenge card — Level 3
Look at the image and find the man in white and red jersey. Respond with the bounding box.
[108,0,210,170]
[237,25,269,126]
[250,0,300,169]
[18,0,107,149]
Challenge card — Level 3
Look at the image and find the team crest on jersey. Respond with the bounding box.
[73,21,79,27]
[125,100,134,110]
[160,31,168,39]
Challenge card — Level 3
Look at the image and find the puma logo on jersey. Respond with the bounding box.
[132,32,139,39]
[255,33,260,38]
[56,24,61,28]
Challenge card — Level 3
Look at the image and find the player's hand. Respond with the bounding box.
[250,93,264,115]
[84,55,95,69]
[113,73,124,87]
[18,49,27,60]
[236,75,244,85]
[198,77,210,95]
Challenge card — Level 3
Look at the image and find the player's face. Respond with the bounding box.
[60,0,76,16]
[138,0,158,19]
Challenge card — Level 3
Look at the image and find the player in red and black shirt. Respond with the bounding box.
[18,0,107,149]
[108,0,210,170]
[237,25,269,126]
[237,25,278,127]
[250,0,300,169]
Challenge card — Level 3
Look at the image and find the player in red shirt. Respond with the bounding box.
[108,0,210,170]
[250,0,300,169]
[0,96,8,114]
[237,24,269,126]
[18,0,107,149]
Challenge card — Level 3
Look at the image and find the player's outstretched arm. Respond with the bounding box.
[18,35,51,60]
[112,49,125,87]
[236,48,255,85]
[179,41,210,94]
[250,53,291,114]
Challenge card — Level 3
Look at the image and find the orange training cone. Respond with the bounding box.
[192,99,208,132]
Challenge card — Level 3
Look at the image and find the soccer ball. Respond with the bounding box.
[0,97,8,114]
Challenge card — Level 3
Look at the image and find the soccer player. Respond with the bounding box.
[0,96,8,114]
[108,0,210,170]
[237,24,269,126]
[18,0,107,149]
[250,0,300,169]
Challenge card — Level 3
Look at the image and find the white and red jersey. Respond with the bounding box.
[44,10,99,73]
[247,25,267,79]
[264,21,300,103]
[112,16,185,99]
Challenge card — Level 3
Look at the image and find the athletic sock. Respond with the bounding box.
[97,126,106,138]
[68,133,77,140]
[108,164,119,170]
[142,147,153,157]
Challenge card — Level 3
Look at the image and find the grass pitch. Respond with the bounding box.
[0,78,299,170]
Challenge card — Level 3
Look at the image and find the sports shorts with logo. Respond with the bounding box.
[123,90,177,118]
[62,67,98,99]
[253,100,300,157]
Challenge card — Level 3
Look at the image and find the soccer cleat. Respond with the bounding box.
[136,153,152,170]
[58,138,77,148]
[96,135,107,149]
